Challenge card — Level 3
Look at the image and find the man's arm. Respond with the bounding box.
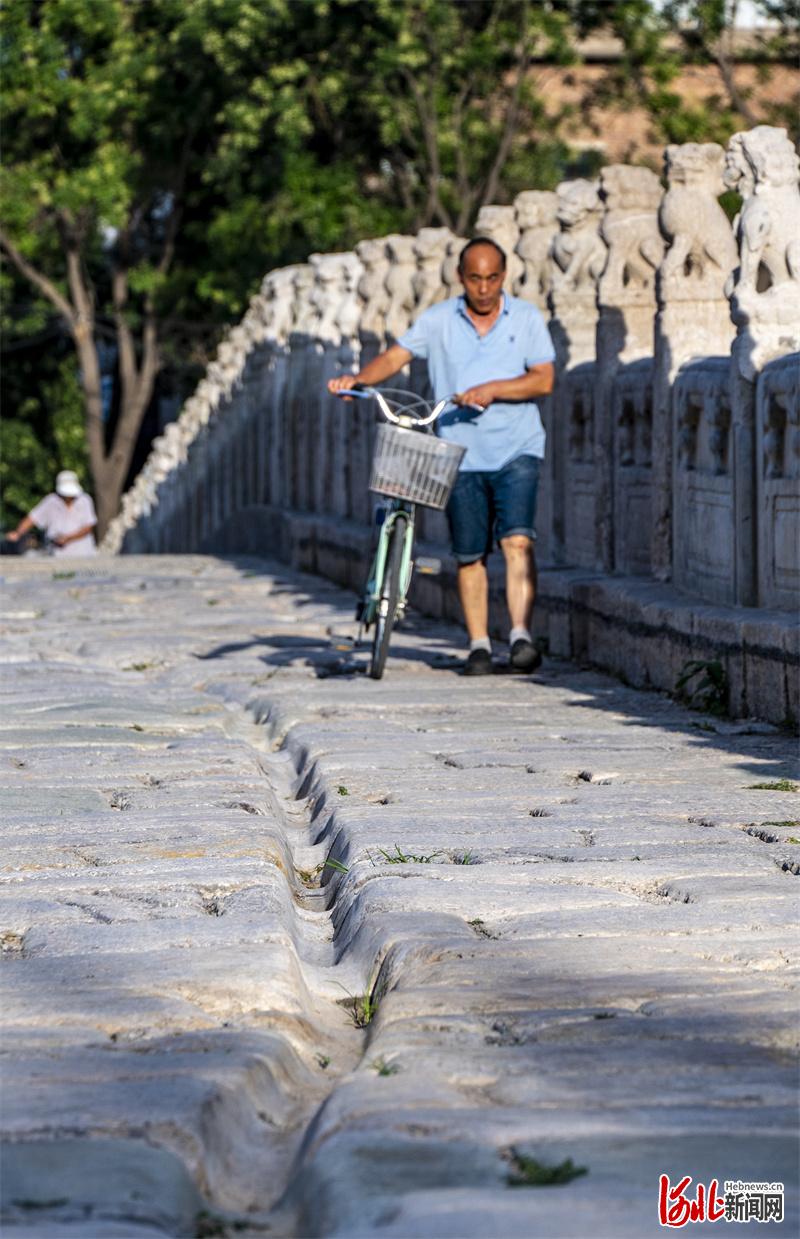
[5,514,35,543]
[328,343,413,398]
[53,523,95,548]
[455,363,555,410]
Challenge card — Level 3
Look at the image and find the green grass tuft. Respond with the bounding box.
[370,1057,399,1076]
[505,1150,588,1188]
[377,843,443,864]
[746,780,797,792]
[676,658,728,716]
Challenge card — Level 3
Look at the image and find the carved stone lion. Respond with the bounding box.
[290,264,317,335]
[513,190,557,307]
[474,204,523,291]
[599,165,664,305]
[550,179,606,295]
[384,235,417,339]
[441,235,468,299]
[355,238,391,337]
[726,126,800,376]
[412,227,454,313]
[659,143,737,300]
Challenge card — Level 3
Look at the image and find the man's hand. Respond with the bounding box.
[328,375,361,400]
[6,530,20,542]
[454,382,498,409]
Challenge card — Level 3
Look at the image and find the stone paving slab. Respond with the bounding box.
[0,555,797,1238]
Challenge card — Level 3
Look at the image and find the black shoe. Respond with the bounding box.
[509,638,542,672]
[462,648,494,676]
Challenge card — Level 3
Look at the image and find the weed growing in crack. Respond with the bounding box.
[316,1054,331,1069]
[123,661,158,672]
[194,1210,226,1237]
[297,866,322,887]
[468,918,498,940]
[529,807,551,817]
[337,785,349,796]
[451,850,477,865]
[504,1149,588,1188]
[746,780,797,792]
[51,571,75,581]
[322,857,349,874]
[675,658,728,716]
[370,1058,399,1076]
[376,844,443,864]
[350,992,378,1028]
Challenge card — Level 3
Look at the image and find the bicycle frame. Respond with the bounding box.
[360,499,415,628]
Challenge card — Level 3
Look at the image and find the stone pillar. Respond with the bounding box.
[595,165,664,572]
[286,264,318,513]
[353,239,390,524]
[725,126,800,606]
[356,236,390,361]
[548,179,606,566]
[474,204,523,291]
[441,235,468,300]
[412,227,453,313]
[513,190,557,311]
[652,142,737,581]
[384,235,417,343]
[312,252,364,519]
[262,267,299,513]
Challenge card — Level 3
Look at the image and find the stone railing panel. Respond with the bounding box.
[613,358,654,576]
[757,354,800,610]
[672,358,735,605]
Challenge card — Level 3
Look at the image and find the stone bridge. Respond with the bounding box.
[105,125,800,726]
[2,125,799,1239]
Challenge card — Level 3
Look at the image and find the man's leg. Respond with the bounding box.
[493,454,541,670]
[457,558,490,641]
[446,469,493,674]
[500,534,536,632]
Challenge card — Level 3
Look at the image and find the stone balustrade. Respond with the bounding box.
[103,124,799,721]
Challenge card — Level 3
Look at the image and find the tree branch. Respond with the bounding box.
[713,41,759,125]
[480,23,533,207]
[0,226,75,326]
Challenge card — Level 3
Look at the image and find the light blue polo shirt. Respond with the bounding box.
[398,293,555,471]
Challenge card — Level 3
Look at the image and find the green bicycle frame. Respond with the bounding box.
[362,502,416,626]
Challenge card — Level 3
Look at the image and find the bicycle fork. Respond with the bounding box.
[358,504,415,631]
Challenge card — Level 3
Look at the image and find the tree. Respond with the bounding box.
[0,0,379,535]
[574,0,800,147]
[288,0,579,235]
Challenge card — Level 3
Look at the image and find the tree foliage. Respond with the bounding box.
[1,0,796,530]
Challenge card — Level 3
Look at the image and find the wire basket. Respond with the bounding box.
[369,423,466,510]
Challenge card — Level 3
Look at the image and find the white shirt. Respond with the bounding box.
[29,492,97,557]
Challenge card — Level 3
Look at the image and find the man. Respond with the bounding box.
[329,237,555,675]
[6,470,97,557]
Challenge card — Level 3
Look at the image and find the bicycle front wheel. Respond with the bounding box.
[370,513,408,680]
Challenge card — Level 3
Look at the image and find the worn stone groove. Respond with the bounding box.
[1,556,798,1238]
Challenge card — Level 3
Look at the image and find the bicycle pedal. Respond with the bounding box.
[416,556,443,575]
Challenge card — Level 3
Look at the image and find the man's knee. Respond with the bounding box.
[500,533,533,556]
[457,555,487,574]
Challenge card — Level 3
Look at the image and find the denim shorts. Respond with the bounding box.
[446,453,540,564]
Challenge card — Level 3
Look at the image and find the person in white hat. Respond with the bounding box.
[6,471,97,557]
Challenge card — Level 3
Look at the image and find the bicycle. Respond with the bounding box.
[334,385,468,680]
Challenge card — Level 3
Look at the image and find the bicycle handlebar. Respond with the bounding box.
[335,386,479,426]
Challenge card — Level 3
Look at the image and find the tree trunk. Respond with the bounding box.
[1,222,164,543]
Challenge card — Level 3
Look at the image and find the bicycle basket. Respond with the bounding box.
[369,423,466,510]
